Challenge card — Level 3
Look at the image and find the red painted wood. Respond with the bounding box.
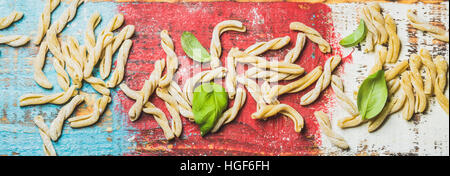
[116,2,344,155]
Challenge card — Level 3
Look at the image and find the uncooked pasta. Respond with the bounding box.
[19,86,77,106]
[314,111,349,149]
[210,20,246,69]
[0,35,30,47]
[0,11,23,30]
[68,95,111,128]
[49,95,85,141]
[33,42,53,89]
[106,39,132,88]
[158,30,178,88]
[33,115,57,156]
[34,0,60,45]
[290,22,331,53]
[251,104,304,133]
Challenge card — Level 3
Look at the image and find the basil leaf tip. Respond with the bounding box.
[181,31,211,63]
[192,82,228,136]
[357,70,388,120]
[339,19,367,47]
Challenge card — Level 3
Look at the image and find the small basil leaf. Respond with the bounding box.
[193,82,228,136]
[357,70,388,120]
[340,19,367,47]
[181,31,211,62]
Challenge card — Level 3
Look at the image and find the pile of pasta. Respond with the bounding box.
[6,0,136,156]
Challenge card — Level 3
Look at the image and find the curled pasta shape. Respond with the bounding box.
[61,42,83,89]
[367,97,395,133]
[400,72,415,121]
[331,75,359,117]
[34,0,60,45]
[121,59,165,122]
[183,67,227,104]
[284,33,307,64]
[68,95,111,128]
[301,55,341,105]
[407,9,449,42]
[265,66,323,104]
[385,60,408,82]
[84,32,114,78]
[168,81,194,121]
[434,56,448,114]
[106,39,132,88]
[67,36,85,71]
[85,76,110,96]
[33,115,57,156]
[212,87,247,133]
[363,31,375,53]
[49,95,85,141]
[0,35,30,47]
[19,85,77,106]
[210,20,246,69]
[0,11,23,30]
[407,68,426,113]
[367,3,388,45]
[100,25,135,80]
[236,76,273,110]
[156,87,182,137]
[33,42,53,89]
[159,30,178,88]
[52,56,71,91]
[391,90,407,113]
[244,36,290,56]
[85,12,101,50]
[251,104,304,133]
[47,0,83,35]
[142,102,175,140]
[314,111,349,149]
[236,54,304,75]
[100,13,124,36]
[419,48,437,95]
[46,27,64,61]
[225,48,238,99]
[337,115,365,129]
[369,46,386,75]
[290,22,331,53]
[384,14,401,63]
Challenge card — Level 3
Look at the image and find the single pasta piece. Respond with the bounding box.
[384,14,401,63]
[367,3,388,45]
[284,33,307,64]
[52,56,71,91]
[67,36,85,71]
[106,39,132,88]
[85,76,110,96]
[69,95,111,128]
[33,42,53,89]
[61,42,83,89]
[337,115,365,129]
[301,55,341,105]
[419,48,437,95]
[369,46,386,75]
[33,115,57,156]
[331,75,359,117]
[47,0,83,35]
[156,87,183,138]
[168,81,194,121]
[46,27,64,61]
[34,0,60,45]
[19,85,77,106]
[236,76,276,110]
[0,35,30,47]
[159,30,178,88]
[121,59,165,122]
[290,22,331,53]
[251,104,304,133]
[390,90,407,114]
[142,102,175,140]
[407,69,426,113]
[385,60,408,82]
[182,67,227,104]
[400,72,415,121]
[367,97,395,133]
[0,11,23,30]
[265,66,323,104]
[225,48,239,99]
[235,54,304,75]
[100,25,135,80]
[244,36,290,56]
[84,12,101,50]
[434,56,448,114]
[49,95,85,141]
[84,32,114,78]
[359,6,378,44]
[363,32,375,53]
[99,13,124,37]
[407,9,449,42]
[314,111,349,149]
[212,87,247,133]
[210,20,246,69]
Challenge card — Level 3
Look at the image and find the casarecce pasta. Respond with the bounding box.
[142,102,175,140]
[244,36,290,56]
[0,11,23,30]
[408,55,427,113]
[34,0,60,45]
[210,20,246,69]
[225,48,239,99]
[68,95,111,128]
[359,3,388,45]
[0,35,30,47]
[49,95,85,141]
[314,111,349,149]
[407,9,449,42]
[33,115,57,156]
[433,56,448,114]
[168,81,194,121]
[85,12,101,50]
[47,0,83,35]
[106,39,132,88]
[251,104,304,133]
[290,22,331,53]
[158,30,178,88]
[33,41,53,89]
[235,54,304,75]
[301,55,341,105]
[331,75,359,117]
[384,14,401,63]
[182,67,227,105]
[369,46,386,75]
[211,87,247,133]
[61,42,83,89]
[236,76,276,110]
[400,71,415,121]
[19,85,77,107]
[120,59,165,122]
[84,32,114,78]
[385,60,409,82]
[156,87,183,137]
[419,48,437,95]
[85,76,111,96]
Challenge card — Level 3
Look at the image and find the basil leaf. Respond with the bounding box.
[339,19,367,47]
[192,82,228,136]
[357,70,388,120]
[181,31,211,62]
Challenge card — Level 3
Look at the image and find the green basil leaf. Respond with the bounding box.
[339,19,367,47]
[192,82,228,136]
[181,31,211,62]
[357,70,388,120]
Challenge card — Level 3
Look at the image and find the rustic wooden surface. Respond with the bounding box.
[0,0,448,156]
